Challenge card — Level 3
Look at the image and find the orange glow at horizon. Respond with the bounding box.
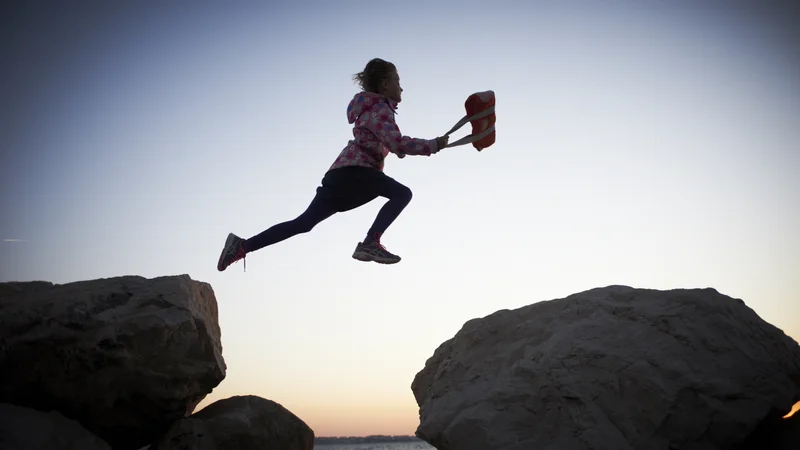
[194,384,423,437]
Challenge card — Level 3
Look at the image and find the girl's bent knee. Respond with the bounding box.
[400,186,413,203]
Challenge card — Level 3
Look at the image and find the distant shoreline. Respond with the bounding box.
[315,435,423,445]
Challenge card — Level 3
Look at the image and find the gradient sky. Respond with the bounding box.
[2,0,799,438]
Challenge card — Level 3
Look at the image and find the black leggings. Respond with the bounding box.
[243,166,413,253]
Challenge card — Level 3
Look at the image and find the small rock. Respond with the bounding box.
[152,395,314,450]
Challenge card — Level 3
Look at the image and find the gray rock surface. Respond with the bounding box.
[411,285,800,450]
[0,403,111,450]
[151,395,315,450]
[0,274,226,450]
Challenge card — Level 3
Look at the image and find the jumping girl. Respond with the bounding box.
[217,58,449,271]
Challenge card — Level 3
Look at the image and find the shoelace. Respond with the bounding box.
[232,247,246,272]
[367,235,388,253]
[369,232,388,252]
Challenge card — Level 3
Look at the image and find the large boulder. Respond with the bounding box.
[411,286,800,450]
[0,274,226,450]
[0,403,111,450]
[151,395,315,450]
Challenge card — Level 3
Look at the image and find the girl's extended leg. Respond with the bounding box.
[217,196,337,272]
[244,196,337,253]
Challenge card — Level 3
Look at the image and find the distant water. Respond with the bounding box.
[314,443,435,450]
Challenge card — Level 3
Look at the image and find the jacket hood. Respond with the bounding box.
[346,91,398,124]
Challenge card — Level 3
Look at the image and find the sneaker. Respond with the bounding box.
[217,233,247,272]
[352,239,401,264]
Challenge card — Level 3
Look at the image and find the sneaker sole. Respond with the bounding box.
[352,251,401,265]
[217,233,238,271]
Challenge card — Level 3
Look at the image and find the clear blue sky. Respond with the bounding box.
[2,0,798,437]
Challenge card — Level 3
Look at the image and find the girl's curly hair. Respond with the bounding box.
[353,58,396,93]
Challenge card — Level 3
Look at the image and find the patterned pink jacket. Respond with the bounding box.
[328,91,439,172]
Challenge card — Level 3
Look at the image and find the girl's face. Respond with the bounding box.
[381,71,403,103]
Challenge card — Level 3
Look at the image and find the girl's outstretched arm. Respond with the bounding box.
[368,103,440,157]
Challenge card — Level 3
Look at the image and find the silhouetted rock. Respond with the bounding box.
[0,403,111,450]
[742,408,800,450]
[412,285,800,450]
[151,395,314,450]
[0,274,226,450]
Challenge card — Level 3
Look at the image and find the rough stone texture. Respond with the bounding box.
[0,403,112,450]
[411,286,800,450]
[0,274,226,450]
[151,395,315,450]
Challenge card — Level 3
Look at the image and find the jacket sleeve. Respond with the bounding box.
[366,103,439,156]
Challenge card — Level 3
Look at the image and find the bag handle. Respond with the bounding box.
[442,105,495,148]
